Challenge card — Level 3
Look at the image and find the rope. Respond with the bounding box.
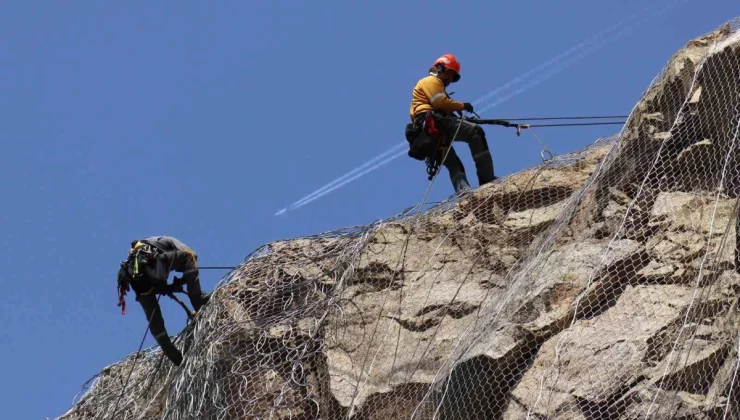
[528,129,555,161]
[491,115,629,121]
[107,263,234,418]
[523,121,625,128]
[110,295,161,420]
[345,112,465,417]
[466,114,626,141]
[460,113,626,163]
[469,119,625,129]
[414,114,466,213]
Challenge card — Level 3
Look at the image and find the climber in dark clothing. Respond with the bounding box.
[116,236,211,365]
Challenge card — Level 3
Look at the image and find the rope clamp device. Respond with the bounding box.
[465,116,529,136]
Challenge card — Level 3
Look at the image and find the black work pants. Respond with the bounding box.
[136,292,183,365]
[182,273,208,313]
[408,112,496,192]
[129,274,208,366]
[433,113,496,188]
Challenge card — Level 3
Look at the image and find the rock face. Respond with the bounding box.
[57,18,740,420]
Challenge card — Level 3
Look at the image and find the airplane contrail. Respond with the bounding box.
[474,0,688,112]
[275,141,407,216]
[275,0,687,215]
[477,0,688,114]
[471,12,638,107]
[277,149,409,214]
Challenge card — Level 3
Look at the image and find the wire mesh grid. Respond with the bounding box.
[56,17,740,420]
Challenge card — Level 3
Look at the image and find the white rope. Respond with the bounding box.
[344,111,466,418]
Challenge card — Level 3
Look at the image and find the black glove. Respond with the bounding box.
[463,102,474,113]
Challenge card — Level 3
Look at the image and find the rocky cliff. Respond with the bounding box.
[58,18,740,420]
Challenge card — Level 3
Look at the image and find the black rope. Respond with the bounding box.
[468,118,626,128]
[524,121,626,128]
[490,115,629,121]
[464,115,627,137]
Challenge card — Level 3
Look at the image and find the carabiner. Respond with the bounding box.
[540,149,554,162]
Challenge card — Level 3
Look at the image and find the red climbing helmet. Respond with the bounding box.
[433,54,461,82]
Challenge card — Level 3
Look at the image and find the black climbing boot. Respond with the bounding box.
[190,291,211,313]
[473,152,496,186]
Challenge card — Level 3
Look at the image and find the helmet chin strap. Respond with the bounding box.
[430,64,459,84]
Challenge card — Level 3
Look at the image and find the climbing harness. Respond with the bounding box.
[418,92,466,180]
[422,113,451,181]
[128,241,160,279]
[116,241,161,315]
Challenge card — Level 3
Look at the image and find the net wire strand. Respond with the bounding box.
[55,16,740,420]
[528,30,722,419]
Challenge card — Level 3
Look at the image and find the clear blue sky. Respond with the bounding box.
[1,1,736,418]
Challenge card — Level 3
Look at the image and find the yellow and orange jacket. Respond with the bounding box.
[409,74,465,121]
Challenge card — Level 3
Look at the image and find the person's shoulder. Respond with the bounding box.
[144,236,180,251]
[418,74,438,82]
[168,237,194,252]
[417,74,442,87]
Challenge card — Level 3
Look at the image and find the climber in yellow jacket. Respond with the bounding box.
[405,53,496,192]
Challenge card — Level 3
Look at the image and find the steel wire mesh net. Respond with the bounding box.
[57,17,740,420]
